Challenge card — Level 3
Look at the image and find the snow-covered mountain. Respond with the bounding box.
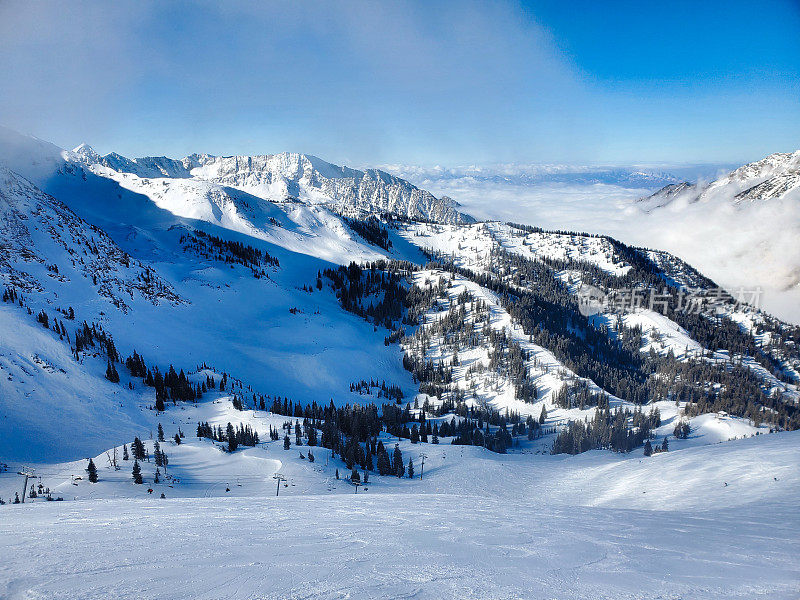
[631,150,800,321]
[2,128,800,599]
[66,143,472,225]
[641,150,800,208]
[1,128,798,544]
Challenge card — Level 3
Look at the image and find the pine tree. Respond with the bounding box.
[283,435,291,450]
[643,440,653,457]
[155,440,165,467]
[365,448,374,471]
[87,458,98,483]
[226,423,238,452]
[393,444,403,477]
[174,433,181,445]
[132,460,143,484]
[377,448,392,475]
[132,437,146,461]
[351,468,361,483]
[122,444,129,461]
[407,458,414,479]
[157,423,165,442]
[674,421,691,439]
[105,361,120,383]
[335,468,339,480]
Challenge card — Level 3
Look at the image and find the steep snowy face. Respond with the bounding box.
[188,152,473,224]
[0,165,181,312]
[643,150,800,207]
[724,150,800,185]
[733,169,800,202]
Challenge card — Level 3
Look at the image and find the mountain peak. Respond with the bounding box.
[71,142,99,160]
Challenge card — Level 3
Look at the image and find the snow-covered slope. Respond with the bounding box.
[0,165,181,310]
[0,161,421,463]
[1,431,798,599]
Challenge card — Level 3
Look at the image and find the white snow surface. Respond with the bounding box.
[1,431,798,599]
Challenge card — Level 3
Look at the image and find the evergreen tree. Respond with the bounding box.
[86,458,98,483]
[283,435,291,450]
[643,440,653,457]
[351,468,361,483]
[392,444,405,470]
[132,437,146,461]
[132,460,143,484]
[105,361,120,383]
[674,420,691,439]
[122,444,129,461]
[393,444,403,476]
[377,448,392,475]
[157,423,165,442]
[174,433,181,445]
[365,448,374,471]
[407,458,414,479]
[227,423,238,452]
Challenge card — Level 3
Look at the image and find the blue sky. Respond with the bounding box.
[1,0,798,166]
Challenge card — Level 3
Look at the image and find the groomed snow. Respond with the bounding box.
[1,432,798,599]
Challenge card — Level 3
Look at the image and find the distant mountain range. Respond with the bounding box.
[380,162,734,189]
[65,141,473,225]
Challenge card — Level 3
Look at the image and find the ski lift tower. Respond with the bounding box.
[273,472,286,497]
